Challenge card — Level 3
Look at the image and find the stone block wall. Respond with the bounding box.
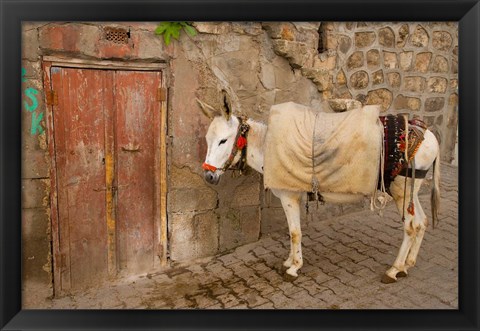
[329,22,458,162]
[264,22,458,162]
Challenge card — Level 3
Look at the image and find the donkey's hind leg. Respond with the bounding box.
[382,176,424,283]
[404,193,427,270]
[271,189,304,277]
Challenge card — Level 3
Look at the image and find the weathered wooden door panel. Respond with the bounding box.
[49,66,163,292]
[115,71,161,273]
[51,67,112,290]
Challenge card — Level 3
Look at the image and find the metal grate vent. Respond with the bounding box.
[104,27,130,44]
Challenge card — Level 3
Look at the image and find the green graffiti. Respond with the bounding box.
[24,87,39,112]
[31,112,44,135]
[22,68,44,135]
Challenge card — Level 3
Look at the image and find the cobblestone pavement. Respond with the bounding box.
[35,163,458,309]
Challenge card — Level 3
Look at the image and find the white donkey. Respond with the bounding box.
[199,96,440,283]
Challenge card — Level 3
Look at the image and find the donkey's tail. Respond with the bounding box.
[431,149,441,229]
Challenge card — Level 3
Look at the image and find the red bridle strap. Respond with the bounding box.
[202,162,218,172]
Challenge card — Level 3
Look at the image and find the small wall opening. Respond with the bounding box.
[104,27,130,44]
[317,23,327,53]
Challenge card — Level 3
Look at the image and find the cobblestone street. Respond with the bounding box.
[31,163,458,309]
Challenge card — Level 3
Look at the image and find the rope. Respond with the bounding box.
[404,115,409,171]
[407,159,416,216]
[311,111,320,195]
[371,121,390,213]
[402,172,408,221]
[401,115,409,222]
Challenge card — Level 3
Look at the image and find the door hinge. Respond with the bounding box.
[46,90,58,106]
[157,87,167,102]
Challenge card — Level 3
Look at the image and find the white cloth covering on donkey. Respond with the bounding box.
[263,102,383,196]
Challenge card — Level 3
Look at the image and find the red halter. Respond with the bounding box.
[202,117,250,173]
[202,162,219,172]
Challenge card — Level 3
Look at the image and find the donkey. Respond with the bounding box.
[198,95,440,283]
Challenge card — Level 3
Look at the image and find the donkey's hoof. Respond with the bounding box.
[283,273,297,282]
[396,271,408,278]
[381,273,397,284]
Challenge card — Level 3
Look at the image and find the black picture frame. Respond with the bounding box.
[1,0,478,330]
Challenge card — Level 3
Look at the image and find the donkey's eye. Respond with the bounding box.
[218,139,228,146]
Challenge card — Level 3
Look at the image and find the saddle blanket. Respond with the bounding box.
[263,102,383,195]
[379,115,427,193]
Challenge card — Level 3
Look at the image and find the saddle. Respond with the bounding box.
[379,115,427,194]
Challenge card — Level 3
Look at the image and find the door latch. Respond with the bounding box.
[121,143,141,152]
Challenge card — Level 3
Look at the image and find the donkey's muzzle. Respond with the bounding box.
[204,171,220,185]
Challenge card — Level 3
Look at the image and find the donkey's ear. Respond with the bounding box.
[197,98,220,120]
[220,91,232,121]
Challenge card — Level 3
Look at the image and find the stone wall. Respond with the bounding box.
[263,22,458,162]
[22,22,55,304]
[331,22,458,162]
[21,21,458,303]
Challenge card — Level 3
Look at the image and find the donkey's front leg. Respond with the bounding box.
[272,189,304,277]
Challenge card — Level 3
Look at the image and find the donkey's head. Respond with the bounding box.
[198,92,247,185]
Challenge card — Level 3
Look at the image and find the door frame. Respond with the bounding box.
[42,57,169,295]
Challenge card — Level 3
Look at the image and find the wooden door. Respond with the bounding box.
[49,66,164,293]
[115,71,161,274]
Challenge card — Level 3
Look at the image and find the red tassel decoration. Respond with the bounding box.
[407,201,415,216]
[236,136,247,149]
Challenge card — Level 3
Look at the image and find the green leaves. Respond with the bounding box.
[155,22,197,45]
[180,22,197,37]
